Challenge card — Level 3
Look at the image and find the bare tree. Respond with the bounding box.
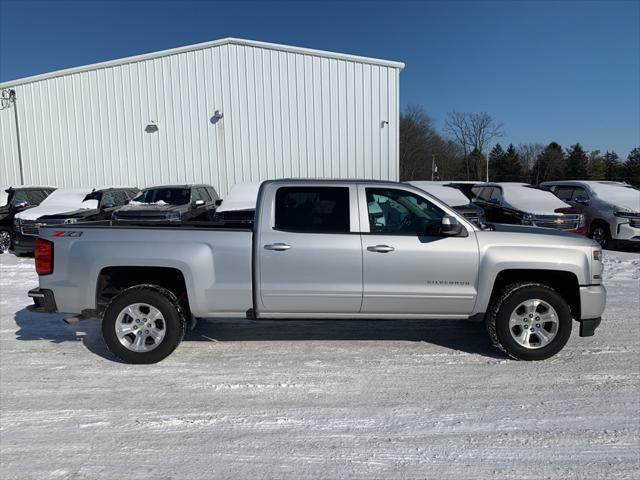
[444,112,504,180]
[517,143,544,182]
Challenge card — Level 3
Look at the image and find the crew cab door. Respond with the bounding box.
[359,185,479,315]
[256,183,363,314]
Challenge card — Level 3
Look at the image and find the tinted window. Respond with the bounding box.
[366,188,444,235]
[133,188,190,205]
[488,187,501,202]
[199,187,212,202]
[553,186,575,201]
[102,190,129,207]
[207,187,220,201]
[572,186,589,200]
[27,190,48,204]
[477,187,492,201]
[275,187,350,233]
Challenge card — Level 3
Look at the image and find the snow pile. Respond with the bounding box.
[500,184,571,214]
[217,182,262,212]
[409,182,470,207]
[15,189,95,220]
[128,200,168,206]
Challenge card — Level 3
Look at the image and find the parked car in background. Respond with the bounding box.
[408,181,485,225]
[472,183,586,235]
[112,184,220,223]
[541,181,640,248]
[445,181,484,201]
[36,187,139,225]
[13,187,135,255]
[209,182,259,227]
[0,186,56,253]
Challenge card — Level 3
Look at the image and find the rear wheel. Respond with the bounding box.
[0,228,11,254]
[102,285,186,364]
[486,282,572,360]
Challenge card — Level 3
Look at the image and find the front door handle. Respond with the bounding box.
[367,245,395,253]
[264,243,292,251]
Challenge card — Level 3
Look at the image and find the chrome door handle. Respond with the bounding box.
[264,243,292,251]
[367,245,395,253]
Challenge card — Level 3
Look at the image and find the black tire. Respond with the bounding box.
[486,282,572,361]
[102,285,187,364]
[590,222,615,249]
[0,227,11,254]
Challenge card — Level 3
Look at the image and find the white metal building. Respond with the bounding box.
[0,38,403,195]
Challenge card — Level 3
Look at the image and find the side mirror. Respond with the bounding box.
[214,199,223,207]
[440,215,463,236]
[574,196,589,206]
[192,199,205,207]
[12,200,28,211]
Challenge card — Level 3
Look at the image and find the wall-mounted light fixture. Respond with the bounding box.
[210,110,223,124]
[381,120,389,128]
[145,121,159,133]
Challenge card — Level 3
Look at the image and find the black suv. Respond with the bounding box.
[13,187,138,255]
[0,186,55,253]
[112,184,220,222]
[36,187,140,225]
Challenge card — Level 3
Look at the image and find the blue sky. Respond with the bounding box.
[1,0,638,157]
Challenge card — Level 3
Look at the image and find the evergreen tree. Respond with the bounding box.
[565,143,588,179]
[468,148,487,181]
[532,142,565,184]
[602,151,622,181]
[623,147,640,187]
[488,143,506,181]
[501,144,524,181]
[587,150,607,180]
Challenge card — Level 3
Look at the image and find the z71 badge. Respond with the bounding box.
[52,231,83,237]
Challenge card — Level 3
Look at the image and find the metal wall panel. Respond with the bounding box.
[0,40,401,195]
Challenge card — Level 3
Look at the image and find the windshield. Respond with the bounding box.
[132,188,190,205]
[38,189,94,207]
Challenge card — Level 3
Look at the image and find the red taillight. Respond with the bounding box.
[35,239,53,275]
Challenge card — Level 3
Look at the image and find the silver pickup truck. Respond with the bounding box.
[28,180,606,364]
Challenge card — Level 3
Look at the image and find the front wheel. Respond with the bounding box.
[486,282,572,360]
[0,228,11,254]
[102,285,187,364]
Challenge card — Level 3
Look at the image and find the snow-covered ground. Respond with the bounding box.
[1,252,638,479]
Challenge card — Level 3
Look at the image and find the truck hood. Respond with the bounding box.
[38,208,101,220]
[482,223,597,246]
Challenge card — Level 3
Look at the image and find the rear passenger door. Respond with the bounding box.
[256,184,363,314]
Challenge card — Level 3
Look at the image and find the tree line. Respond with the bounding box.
[400,105,640,187]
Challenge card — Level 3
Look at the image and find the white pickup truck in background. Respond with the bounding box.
[28,180,606,363]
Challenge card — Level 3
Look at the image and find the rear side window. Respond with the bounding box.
[275,187,350,233]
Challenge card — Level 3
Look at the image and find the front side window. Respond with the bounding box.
[488,187,502,202]
[275,187,350,233]
[553,186,574,201]
[572,187,589,201]
[366,188,444,235]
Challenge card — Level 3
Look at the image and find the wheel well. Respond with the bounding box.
[589,218,609,234]
[97,267,190,316]
[490,269,580,319]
